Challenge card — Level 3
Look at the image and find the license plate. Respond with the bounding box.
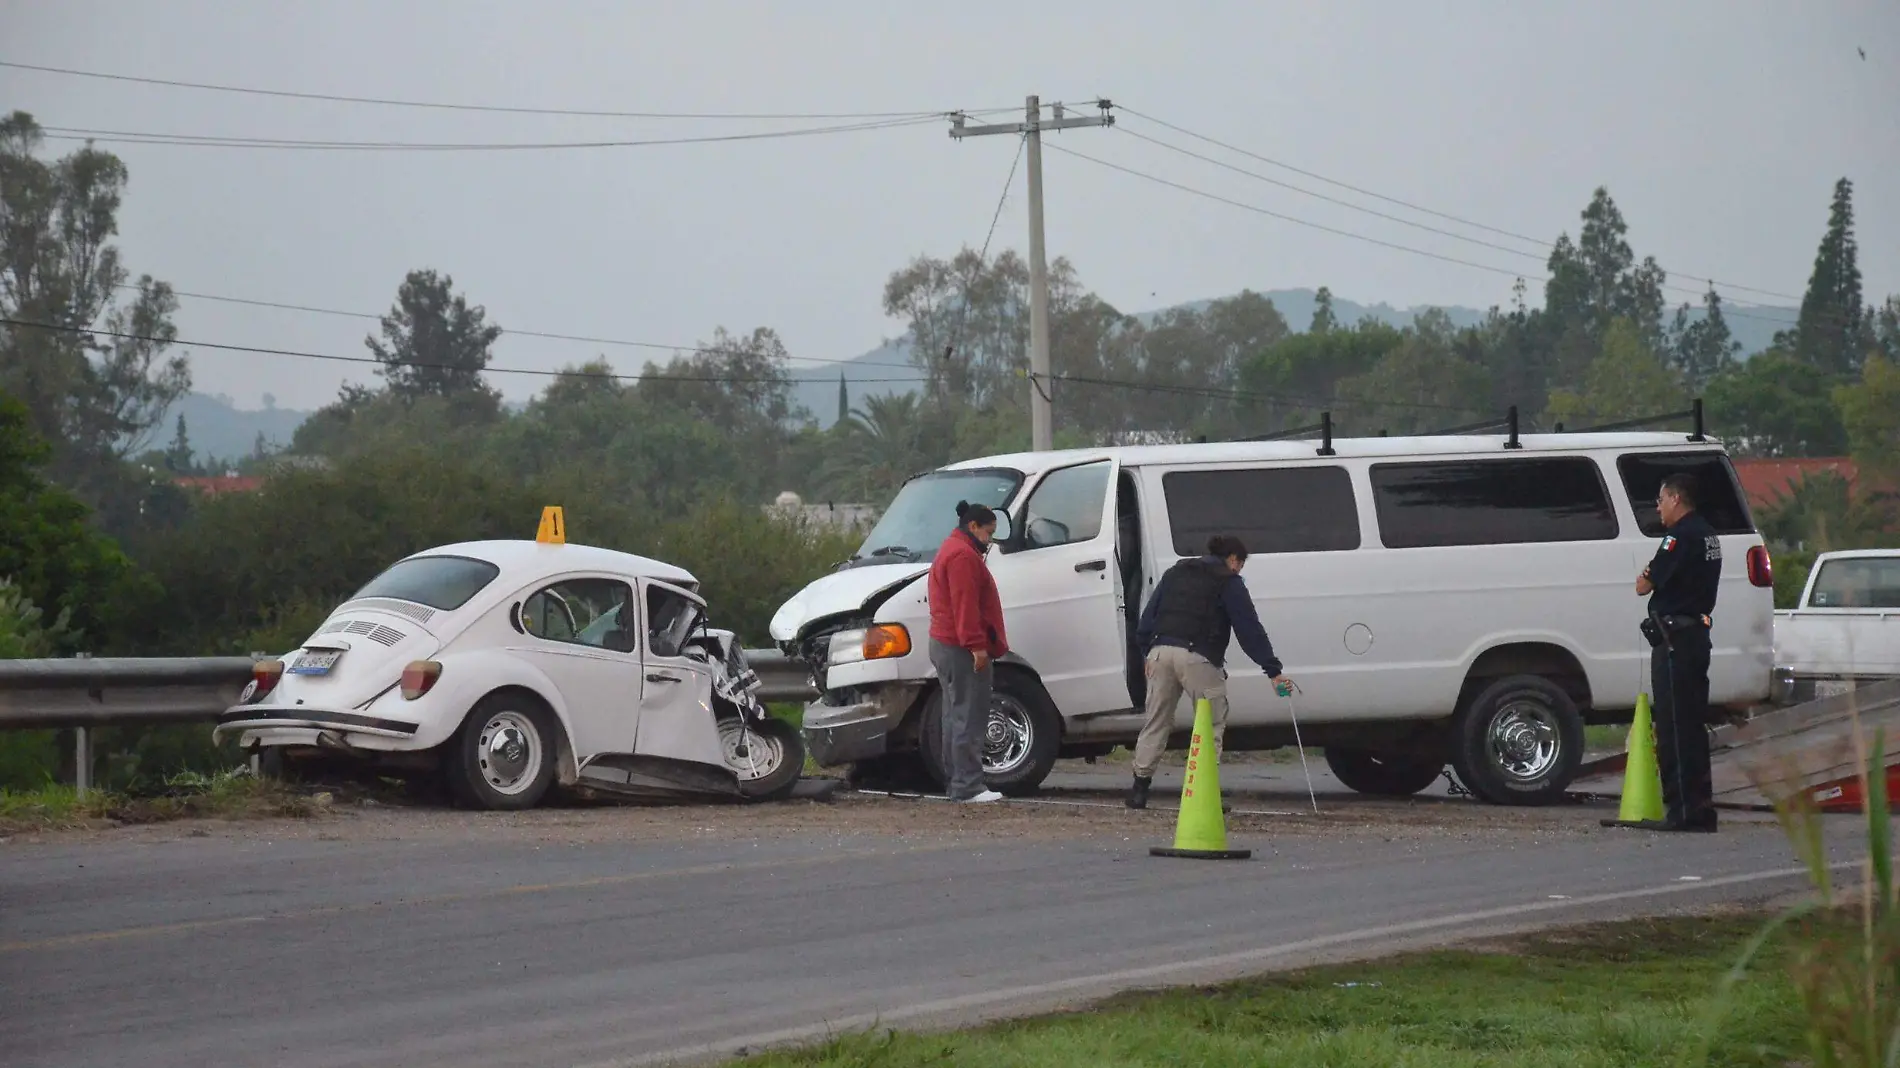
[289,649,343,676]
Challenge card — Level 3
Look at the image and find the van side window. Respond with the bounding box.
[1020,461,1112,550]
[1370,458,1618,548]
[1614,453,1755,537]
[1163,467,1361,555]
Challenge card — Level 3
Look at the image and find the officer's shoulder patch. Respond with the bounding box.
[1661,535,1677,551]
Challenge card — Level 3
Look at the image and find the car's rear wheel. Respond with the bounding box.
[1449,675,1584,806]
[445,695,558,811]
[1323,746,1445,797]
[720,715,804,802]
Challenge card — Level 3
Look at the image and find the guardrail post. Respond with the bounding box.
[74,652,93,797]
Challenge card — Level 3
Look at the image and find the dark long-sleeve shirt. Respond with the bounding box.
[1136,556,1283,675]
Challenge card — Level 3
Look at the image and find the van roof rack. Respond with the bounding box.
[1231,397,1706,452]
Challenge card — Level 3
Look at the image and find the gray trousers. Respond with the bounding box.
[929,638,993,800]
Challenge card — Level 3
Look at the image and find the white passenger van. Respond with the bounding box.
[769,430,1776,805]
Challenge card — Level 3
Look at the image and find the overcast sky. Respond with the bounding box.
[5,0,1896,409]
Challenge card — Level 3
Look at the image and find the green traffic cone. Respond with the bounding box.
[1616,692,1665,823]
[1151,698,1251,860]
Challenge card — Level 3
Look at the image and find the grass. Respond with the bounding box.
[0,769,320,833]
[734,911,1817,1068]
[1584,724,1627,753]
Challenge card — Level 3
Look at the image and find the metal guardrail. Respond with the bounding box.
[0,650,816,794]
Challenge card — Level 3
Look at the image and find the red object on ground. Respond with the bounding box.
[1808,760,1900,814]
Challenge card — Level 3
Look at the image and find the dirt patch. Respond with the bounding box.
[1,758,1784,848]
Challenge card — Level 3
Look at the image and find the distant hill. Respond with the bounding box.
[788,288,1794,428]
[157,392,312,470]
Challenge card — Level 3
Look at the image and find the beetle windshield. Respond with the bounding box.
[349,555,500,611]
[841,468,1021,570]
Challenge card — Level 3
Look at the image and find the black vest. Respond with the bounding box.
[1150,557,1230,655]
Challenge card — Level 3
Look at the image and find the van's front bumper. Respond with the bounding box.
[800,683,925,766]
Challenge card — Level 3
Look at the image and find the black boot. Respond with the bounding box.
[1126,775,1151,810]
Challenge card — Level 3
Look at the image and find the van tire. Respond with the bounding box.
[1323,747,1445,797]
[1450,675,1584,806]
[917,670,1062,797]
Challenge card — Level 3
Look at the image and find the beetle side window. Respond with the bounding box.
[1370,457,1619,548]
[646,585,703,658]
[1163,466,1361,555]
[1615,452,1756,537]
[1808,558,1900,609]
[520,579,636,653]
[1018,461,1112,550]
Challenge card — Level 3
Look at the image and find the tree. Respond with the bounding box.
[1873,295,1900,363]
[835,371,849,426]
[1791,178,1868,377]
[1835,354,1900,482]
[1309,286,1337,334]
[0,112,189,485]
[1543,317,1685,428]
[366,269,503,419]
[1335,310,1495,435]
[163,414,194,474]
[1704,349,1849,458]
[1542,188,1668,348]
[0,391,154,651]
[1666,287,1742,392]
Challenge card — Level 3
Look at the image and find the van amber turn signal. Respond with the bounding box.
[400,660,443,700]
[861,623,911,661]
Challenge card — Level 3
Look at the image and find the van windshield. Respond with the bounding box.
[842,468,1022,569]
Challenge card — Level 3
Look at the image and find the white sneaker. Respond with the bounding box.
[958,789,1005,804]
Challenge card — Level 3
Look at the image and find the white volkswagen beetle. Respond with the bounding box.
[214,524,804,810]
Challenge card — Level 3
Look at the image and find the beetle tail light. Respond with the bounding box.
[249,659,284,702]
[400,660,443,701]
[1746,545,1773,588]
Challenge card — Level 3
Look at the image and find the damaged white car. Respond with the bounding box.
[214,527,803,810]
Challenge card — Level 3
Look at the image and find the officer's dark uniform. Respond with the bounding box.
[1641,509,1722,831]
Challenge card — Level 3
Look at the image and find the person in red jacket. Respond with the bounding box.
[927,500,1009,803]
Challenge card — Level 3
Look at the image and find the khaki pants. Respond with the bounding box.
[1132,645,1228,779]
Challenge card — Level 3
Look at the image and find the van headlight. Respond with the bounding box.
[827,624,912,667]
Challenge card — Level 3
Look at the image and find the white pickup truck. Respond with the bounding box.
[1771,548,1900,704]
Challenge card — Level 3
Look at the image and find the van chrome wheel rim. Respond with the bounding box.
[983,694,1034,775]
[719,718,786,781]
[479,711,541,795]
[1486,700,1560,782]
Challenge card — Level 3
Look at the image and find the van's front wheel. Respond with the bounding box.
[918,670,1062,797]
[1450,675,1583,806]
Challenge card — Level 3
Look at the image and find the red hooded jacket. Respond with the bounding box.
[927,529,1009,657]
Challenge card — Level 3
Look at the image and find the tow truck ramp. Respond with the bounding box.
[1709,677,1900,813]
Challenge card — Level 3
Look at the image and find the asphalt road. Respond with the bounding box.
[0,800,1869,1068]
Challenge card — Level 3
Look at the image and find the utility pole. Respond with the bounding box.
[950,96,1113,451]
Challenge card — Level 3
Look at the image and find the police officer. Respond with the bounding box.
[1618,472,1722,833]
[1125,535,1291,810]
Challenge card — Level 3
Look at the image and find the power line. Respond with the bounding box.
[1043,140,1531,280]
[1115,124,1546,266]
[1051,139,1806,330]
[939,132,1027,371]
[119,283,925,372]
[0,317,931,386]
[1115,105,1805,305]
[0,58,1004,122]
[35,115,946,152]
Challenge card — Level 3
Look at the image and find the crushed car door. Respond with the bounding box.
[634,579,727,770]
